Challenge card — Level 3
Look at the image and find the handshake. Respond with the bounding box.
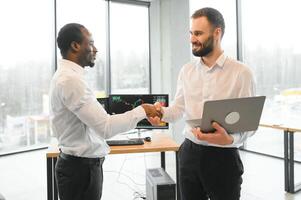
[141,102,164,126]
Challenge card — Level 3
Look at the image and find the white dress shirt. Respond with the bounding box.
[49,59,146,158]
[162,53,256,148]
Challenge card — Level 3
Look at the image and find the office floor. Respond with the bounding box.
[0,149,301,200]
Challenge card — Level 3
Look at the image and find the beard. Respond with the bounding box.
[80,51,96,68]
[87,60,95,68]
[192,35,214,57]
[87,51,96,68]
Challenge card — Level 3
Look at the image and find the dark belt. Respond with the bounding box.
[59,152,105,165]
[184,138,238,152]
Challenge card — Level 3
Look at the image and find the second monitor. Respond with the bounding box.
[109,94,169,129]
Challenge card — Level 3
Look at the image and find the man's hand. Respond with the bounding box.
[141,103,162,118]
[191,122,234,145]
[147,102,164,126]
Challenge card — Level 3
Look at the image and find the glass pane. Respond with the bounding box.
[241,0,301,160]
[110,2,150,94]
[56,0,107,97]
[189,0,237,58]
[0,0,54,154]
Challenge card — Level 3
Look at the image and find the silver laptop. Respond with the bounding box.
[186,96,266,134]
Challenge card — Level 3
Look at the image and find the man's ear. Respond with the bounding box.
[214,27,222,38]
[70,41,81,52]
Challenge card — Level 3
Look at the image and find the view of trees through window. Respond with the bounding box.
[110,1,150,94]
[240,0,301,159]
[0,0,55,154]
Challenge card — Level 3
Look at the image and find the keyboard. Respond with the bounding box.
[106,138,144,146]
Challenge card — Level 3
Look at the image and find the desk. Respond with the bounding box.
[46,132,180,200]
[260,123,301,193]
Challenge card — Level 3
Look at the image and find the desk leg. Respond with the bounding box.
[53,157,58,200]
[161,152,166,170]
[47,158,53,200]
[284,131,301,193]
[284,131,289,192]
[175,151,181,200]
[47,157,58,200]
[288,131,295,193]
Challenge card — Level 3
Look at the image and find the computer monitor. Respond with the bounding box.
[109,94,169,129]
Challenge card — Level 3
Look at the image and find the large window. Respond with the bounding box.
[109,1,150,94]
[0,0,55,154]
[189,0,237,58]
[241,0,301,158]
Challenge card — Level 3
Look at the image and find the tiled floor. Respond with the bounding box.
[0,149,301,200]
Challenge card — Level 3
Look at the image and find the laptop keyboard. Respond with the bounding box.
[106,138,144,146]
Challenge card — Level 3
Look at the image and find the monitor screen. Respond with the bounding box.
[109,94,169,129]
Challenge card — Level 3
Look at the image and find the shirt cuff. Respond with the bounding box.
[161,107,168,121]
[134,105,147,120]
[230,133,241,145]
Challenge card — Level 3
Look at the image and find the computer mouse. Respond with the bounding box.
[144,136,151,142]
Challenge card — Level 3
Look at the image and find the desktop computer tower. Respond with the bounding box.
[146,168,176,200]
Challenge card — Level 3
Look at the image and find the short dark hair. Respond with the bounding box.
[57,23,86,58]
[191,7,225,38]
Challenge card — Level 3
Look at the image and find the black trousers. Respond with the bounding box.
[178,139,244,200]
[55,152,105,200]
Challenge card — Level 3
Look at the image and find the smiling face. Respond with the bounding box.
[77,28,98,67]
[190,16,219,57]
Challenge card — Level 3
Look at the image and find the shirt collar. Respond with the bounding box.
[197,52,227,71]
[59,59,85,75]
[215,53,227,68]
